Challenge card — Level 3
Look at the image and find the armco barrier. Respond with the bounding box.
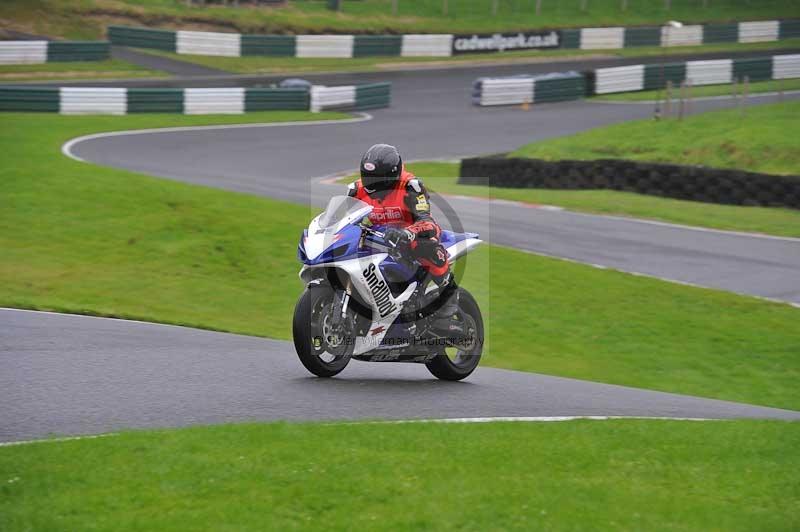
[594,64,645,94]
[0,41,110,65]
[0,87,59,112]
[107,19,800,58]
[310,82,391,111]
[0,83,389,114]
[473,53,800,105]
[459,157,800,209]
[472,72,584,106]
[774,54,800,78]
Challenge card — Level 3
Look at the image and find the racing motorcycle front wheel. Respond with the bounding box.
[293,284,354,377]
[425,288,484,381]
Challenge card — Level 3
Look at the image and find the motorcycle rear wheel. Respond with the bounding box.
[425,288,483,381]
[293,284,352,377]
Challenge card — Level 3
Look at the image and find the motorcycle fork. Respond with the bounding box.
[330,279,352,328]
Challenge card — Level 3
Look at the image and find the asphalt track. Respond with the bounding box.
[3,52,800,442]
[3,309,799,442]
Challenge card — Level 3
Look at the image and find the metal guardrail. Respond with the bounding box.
[472,54,800,106]
[106,19,800,59]
[0,83,391,114]
[0,41,110,65]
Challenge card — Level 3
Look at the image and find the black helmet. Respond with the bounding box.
[360,143,402,191]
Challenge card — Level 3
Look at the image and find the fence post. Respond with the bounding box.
[678,81,686,120]
[492,0,499,16]
[686,80,692,116]
[664,0,671,10]
[393,0,398,15]
[536,0,542,15]
[581,0,588,12]
[665,80,672,118]
[621,0,627,11]
[743,75,749,115]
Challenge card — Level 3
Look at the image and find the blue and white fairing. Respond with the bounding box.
[297,196,481,356]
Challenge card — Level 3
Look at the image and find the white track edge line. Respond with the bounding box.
[61,112,373,163]
[0,433,118,448]
[339,416,720,425]
[0,417,721,446]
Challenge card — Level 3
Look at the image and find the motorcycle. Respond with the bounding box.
[293,195,484,381]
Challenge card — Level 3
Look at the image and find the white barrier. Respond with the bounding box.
[176,30,241,57]
[661,25,703,47]
[296,35,354,58]
[310,85,356,112]
[184,88,245,114]
[594,65,645,94]
[686,59,733,86]
[738,21,779,43]
[580,27,625,50]
[773,54,800,79]
[478,78,535,106]
[0,41,48,65]
[400,35,453,57]
[60,88,126,115]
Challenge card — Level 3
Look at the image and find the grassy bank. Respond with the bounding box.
[135,38,800,75]
[3,0,800,39]
[2,113,800,409]
[511,100,800,175]
[0,59,165,82]
[1,419,799,531]
[595,77,800,101]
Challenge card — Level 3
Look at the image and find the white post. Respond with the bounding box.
[536,0,542,15]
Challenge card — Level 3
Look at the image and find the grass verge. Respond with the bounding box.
[595,77,800,101]
[135,38,800,75]
[512,100,800,175]
[1,419,799,531]
[2,112,800,409]
[3,0,800,39]
[0,59,165,82]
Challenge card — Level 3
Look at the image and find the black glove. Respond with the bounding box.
[385,227,414,248]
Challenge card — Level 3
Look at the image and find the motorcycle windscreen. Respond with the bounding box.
[317,195,373,232]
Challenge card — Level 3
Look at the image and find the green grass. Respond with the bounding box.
[2,112,800,410]
[354,161,800,237]
[0,58,165,81]
[512,100,800,175]
[1,419,799,531]
[3,0,800,39]
[596,77,800,101]
[135,38,800,75]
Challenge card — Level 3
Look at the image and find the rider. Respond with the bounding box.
[347,143,460,331]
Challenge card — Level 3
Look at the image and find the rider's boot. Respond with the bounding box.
[430,272,464,336]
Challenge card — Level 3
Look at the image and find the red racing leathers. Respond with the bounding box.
[348,169,449,279]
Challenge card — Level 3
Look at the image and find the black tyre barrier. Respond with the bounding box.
[459,157,800,209]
